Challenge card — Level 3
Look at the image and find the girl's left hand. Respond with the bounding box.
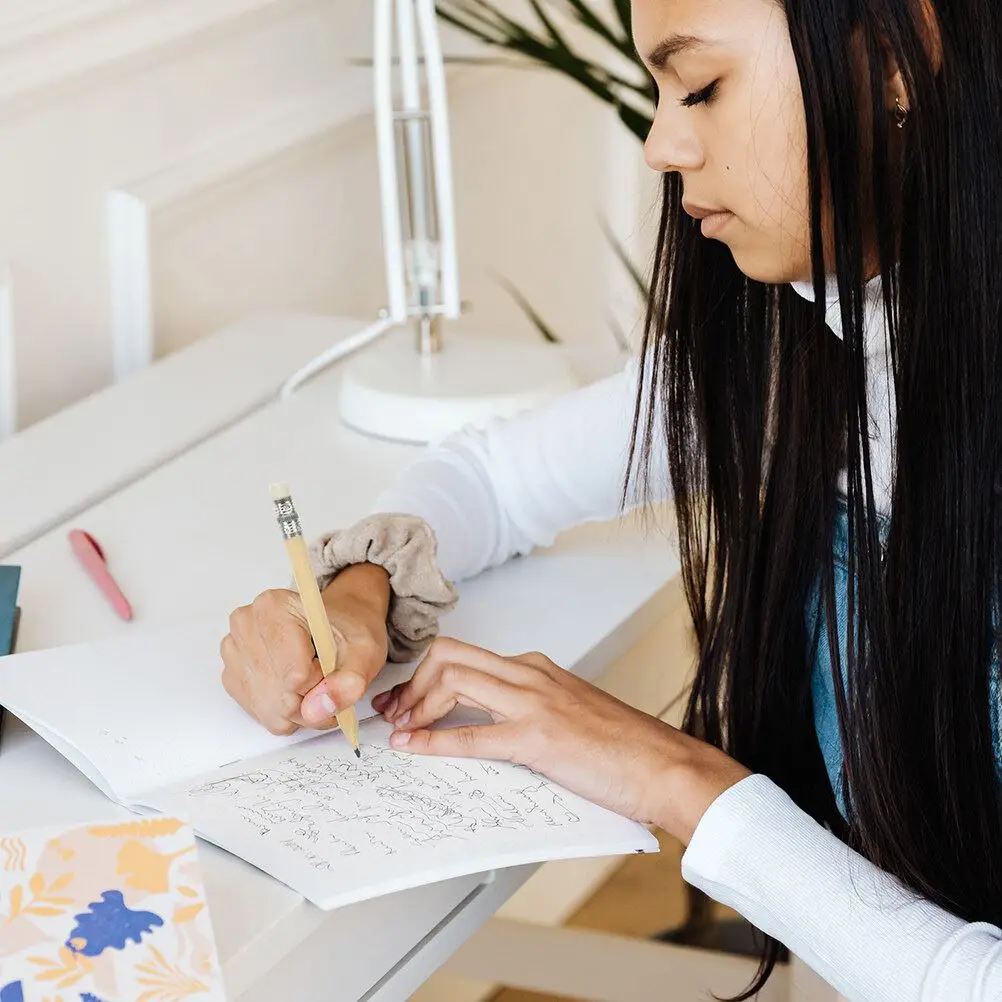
[370,638,752,843]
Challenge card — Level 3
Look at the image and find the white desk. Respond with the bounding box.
[1,319,680,1000]
[0,313,375,559]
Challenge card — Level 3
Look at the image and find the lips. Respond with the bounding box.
[683,202,734,238]
[682,202,726,219]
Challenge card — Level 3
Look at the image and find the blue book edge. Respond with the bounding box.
[0,565,21,655]
[0,565,22,751]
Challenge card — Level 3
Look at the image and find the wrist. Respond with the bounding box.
[646,732,752,845]
[309,513,458,663]
[322,563,391,621]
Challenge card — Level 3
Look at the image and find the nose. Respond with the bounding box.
[643,102,703,174]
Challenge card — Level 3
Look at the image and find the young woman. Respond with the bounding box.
[220,0,1002,997]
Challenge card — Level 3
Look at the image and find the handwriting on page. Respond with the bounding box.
[185,743,581,869]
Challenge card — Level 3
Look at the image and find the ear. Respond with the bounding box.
[882,0,943,116]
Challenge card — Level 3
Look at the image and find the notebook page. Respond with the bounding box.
[141,717,659,910]
[0,618,412,802]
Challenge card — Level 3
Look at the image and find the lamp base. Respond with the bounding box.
[338,329,578,444]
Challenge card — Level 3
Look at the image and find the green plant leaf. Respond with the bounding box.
[605,310,632,353]
[527,0,571,50]
[438,54,532,68]
[437,1,524,45]
[434,1,654,354]
[600,218,648,300]
[439,0,544,46]
[616,100,652,143]
[495,277,561,343]
[438,0,509,35]
[556,0,635,62]
[437,0,652,141]
[612,0,633,39]
[588,64,653,100]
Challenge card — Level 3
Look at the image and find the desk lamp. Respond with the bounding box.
[284,0,577,444]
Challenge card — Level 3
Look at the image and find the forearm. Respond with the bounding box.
[680,774,1002,1001]
[370,359,672,583]
[315,362,669,656]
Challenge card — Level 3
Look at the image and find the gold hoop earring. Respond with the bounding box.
[893,95,909,129]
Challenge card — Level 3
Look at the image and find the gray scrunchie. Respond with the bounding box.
[308,514,459,662]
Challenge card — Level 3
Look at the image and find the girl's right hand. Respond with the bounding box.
[220,563,391,735]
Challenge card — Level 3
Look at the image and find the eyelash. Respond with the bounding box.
[680,79,719,108]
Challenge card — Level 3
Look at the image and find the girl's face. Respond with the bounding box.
[634,0,813,284]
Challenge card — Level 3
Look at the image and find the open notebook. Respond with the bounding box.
[0,619,658,910]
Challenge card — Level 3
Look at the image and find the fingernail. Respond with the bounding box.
[396,710,410,727]
[391,730,411,747]
[385,696,399,719]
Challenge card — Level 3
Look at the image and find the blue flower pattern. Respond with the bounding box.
[65,890,163,957]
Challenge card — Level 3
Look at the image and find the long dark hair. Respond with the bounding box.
[628,0,1002,995]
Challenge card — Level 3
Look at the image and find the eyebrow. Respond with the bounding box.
[645,33,709,71]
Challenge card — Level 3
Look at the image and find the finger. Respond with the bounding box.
[373,682,405,721]
[301,627,385,721]
[220,634,254,715]
[390,720,518,760]
[253,595,317,692]
[300,666,360,727]
[248,594,329,727]
[299,679,346,728]
[372,685,402,716]
[242,591,313,685]
[333,626,387,689]
[221,638,299,735]
[320,668,367,712]
[223,597,324,734]
[397,664,524,731]
[391,639,537,722]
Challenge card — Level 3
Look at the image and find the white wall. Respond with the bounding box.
[0,0,656,434]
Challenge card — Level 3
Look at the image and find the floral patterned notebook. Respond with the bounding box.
[0,817,227,1001]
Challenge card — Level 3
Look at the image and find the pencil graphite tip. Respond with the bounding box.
[355,748,361,759]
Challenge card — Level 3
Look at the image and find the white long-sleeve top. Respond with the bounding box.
[368,299,1002,1001]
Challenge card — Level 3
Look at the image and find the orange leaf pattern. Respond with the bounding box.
[135,944,211,1001]
[88,818,187,839]
[116,841,193,895]
[27,944,93,988]
[172,903,204,924]
[0,837,26,873]
[3,872,74,923]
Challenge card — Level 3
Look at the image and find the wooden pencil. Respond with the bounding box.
[270,482,361,757]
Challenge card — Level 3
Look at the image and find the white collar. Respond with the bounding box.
[789,274,885,343]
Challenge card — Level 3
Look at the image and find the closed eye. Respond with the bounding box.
[680,80,719,108]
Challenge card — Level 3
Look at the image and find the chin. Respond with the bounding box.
[727,246,804,286]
